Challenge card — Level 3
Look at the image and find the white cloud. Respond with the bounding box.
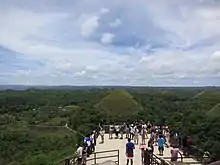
[0,0,220,86]
[100,7,109,14]
[100,33,115,44]
[109,18,122,28]
[81,16,99,37]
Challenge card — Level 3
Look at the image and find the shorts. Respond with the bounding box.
[126,153,134,159]
[158,146,164,151]
[171,157,178,162]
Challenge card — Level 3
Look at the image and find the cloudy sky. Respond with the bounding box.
[0,0,220,86]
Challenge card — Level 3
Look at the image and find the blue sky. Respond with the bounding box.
[0,0,220,86]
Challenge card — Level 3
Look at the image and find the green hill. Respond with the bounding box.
[95,90,142,117]
[206,103,220,119]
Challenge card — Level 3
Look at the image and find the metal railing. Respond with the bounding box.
[87,149,119,165]
[62,149,119,165]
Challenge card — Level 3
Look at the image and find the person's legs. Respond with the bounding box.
[130,158,133,165]
[120,131,123,139]
[126,158,129,165]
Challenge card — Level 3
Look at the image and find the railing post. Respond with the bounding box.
[94,152,97,164]
[65,159,70,165]
[117,149,119,164]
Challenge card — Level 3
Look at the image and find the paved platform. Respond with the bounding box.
[87,134,201,165]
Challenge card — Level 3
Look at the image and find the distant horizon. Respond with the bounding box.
[0,84,219,87]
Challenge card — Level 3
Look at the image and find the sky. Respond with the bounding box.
[0,0,220,86]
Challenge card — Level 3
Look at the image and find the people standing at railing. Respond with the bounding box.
[83,134,91,157]
[140,143,146,164]
[183,135,192,156]
[170,145,179,162]
[76,144,83,165]
[126,138,135,165]
[90,131,95,152]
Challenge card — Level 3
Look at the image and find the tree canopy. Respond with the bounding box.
[0,87,220,164]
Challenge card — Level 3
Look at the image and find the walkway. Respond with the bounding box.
[88,134,202,165]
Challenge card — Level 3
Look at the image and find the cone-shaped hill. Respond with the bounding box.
[194,90,220,104]
[206,103,220,119]
[95,90,142,117]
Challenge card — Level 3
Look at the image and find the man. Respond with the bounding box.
[134,127,139,145]
[130,124,135,140]
[115,124,120,139]
[75,144,83,165]
[126,138,135,165]
[90,131,95,152]
[109,125,114,139]
[157,134,165,156]
[100,129,104,143]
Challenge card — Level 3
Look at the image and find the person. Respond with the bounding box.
[109,125,114,139]
[147,121,151,133]
[141,126,147,145]
[126,138,135,165]
[100,129,105,143]
[157,134,165,156]
[148,139,154,154]
[120,123,125,139]
[76,144,83,165]
[170,145,179,162]
[90,132,95,152]
[134,127,139,145]
[115,124,120,139]
[84,134,91,156]
[125,124,130,139]
[130,124,135,140]
[82,142,87,165]
[140,144,146,164]
[186,136,192,156]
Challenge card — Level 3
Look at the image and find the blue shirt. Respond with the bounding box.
[157,138,165,147]
[126,142,135,154]
[84,137,90,143]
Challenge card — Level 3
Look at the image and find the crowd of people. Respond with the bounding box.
[74,121,193,165]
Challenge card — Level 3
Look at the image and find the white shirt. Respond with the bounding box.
[130,127,135,134]
[90,134,95,143]
[115,125,120,132]
[76,146,83,158]
[100,130,104,136]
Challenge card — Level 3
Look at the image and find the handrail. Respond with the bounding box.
[61,149,119,165]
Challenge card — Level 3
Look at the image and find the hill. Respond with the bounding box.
[206,103,220,119]
[95,90,142,118]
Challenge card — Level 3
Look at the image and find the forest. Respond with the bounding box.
[0,87,220,165]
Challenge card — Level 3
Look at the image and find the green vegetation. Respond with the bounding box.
[0,87,220,164]
[95,90,142,118]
